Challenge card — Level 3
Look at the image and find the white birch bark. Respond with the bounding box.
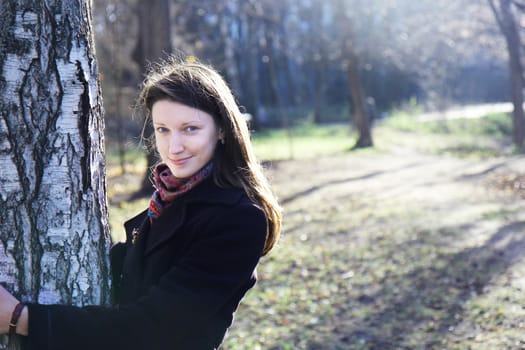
[0,0,109,346]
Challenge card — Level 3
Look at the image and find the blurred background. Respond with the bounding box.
[93,0,512,167]
[92,1,525,349]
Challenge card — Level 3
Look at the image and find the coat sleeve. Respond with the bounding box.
[26,202,268,350]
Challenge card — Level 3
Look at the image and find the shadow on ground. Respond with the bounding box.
[274,221,525,350]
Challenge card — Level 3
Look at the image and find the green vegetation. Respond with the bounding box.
[382,111,517,158]
[385,111,512,138]
[251,123,356,161]
[105,143,147,167]
[105,144,149,243]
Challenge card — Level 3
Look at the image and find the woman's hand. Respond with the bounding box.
[0,285,28,336]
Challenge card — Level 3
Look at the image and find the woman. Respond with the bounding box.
[0,57,282,349]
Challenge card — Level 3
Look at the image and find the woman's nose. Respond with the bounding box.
[169,134,184,154]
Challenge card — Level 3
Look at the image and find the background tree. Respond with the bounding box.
[488,0,525,148]
[332,0,377,148]
[133,0,172,196]
[94,0,139,175]
[0,0,109,346]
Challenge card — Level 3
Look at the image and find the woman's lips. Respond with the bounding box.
[169,157,191,166]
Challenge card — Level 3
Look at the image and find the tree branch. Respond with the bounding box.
[488,0,511,36]
[512,0,525,11]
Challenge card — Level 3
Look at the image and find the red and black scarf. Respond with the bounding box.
[148,162,213,220]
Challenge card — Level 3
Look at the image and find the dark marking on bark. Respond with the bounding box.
[0,2,28,108]
[75,59,91,193]
[56,249,72,304]
[5,82,33,301]
[98,224,110,304]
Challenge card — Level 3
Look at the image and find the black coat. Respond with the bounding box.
[26,178,268,350]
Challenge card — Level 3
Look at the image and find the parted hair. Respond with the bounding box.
[138,56,281,255]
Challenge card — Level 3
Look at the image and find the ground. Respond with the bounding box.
[222,129,525,350]
[107,123,525,350]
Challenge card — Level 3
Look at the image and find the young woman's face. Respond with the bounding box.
[152,100,221,178]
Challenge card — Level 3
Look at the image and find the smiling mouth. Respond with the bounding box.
[170,157,191,166]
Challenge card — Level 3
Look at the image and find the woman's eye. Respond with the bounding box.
[184,126,198,132]
[156,127,169,133]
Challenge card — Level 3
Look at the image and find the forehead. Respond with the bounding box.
[151,100,215,124]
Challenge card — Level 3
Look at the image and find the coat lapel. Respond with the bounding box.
[124,210,148,244]
[143,178,244,257]
[144,202,187,256]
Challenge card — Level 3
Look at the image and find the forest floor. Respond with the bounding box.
[107,120,525,350]
[223,128,525,350]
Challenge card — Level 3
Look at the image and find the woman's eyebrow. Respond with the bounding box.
[180,120,204,126]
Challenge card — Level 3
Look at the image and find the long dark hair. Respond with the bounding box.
[138,56,281,255]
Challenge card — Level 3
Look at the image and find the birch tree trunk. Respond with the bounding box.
[0,0,109,346]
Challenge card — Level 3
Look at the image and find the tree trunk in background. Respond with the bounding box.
[246,10,262,129]
[0,0,109,348]
[346,51,373,148]
[313,57,328,124]
[268,33,295,159]
[219,2,242,99]
[335,0,374,149]
[489,0,525,148]
[133,0,172,197]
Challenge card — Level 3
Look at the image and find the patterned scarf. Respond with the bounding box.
[148,162,213,220]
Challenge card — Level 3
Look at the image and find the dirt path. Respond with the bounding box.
[229,141,525,349]
[417,102,513,122]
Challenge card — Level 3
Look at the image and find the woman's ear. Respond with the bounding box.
[218,129,225,144]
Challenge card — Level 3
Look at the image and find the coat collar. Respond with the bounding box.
[182,176,245,206]
[124,177,245,255]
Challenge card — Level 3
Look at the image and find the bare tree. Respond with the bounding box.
[0,0,109,346]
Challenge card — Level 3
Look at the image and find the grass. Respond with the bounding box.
[384,111,512,138]
[251,123,356,161]
[381,111,517,158]
[105,142,150,243]
[106,110,525,349]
